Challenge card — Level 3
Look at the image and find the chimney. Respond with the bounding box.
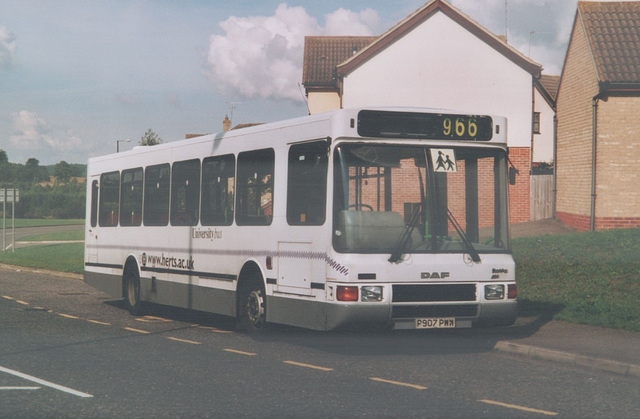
[223,114,231,132]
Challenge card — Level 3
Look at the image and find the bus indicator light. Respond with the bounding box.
[337,286,358,302]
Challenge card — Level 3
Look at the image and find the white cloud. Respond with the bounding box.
[206,3,380,102]
[324,8,380,36]
[0,25,17,68]
[10,110,88,159]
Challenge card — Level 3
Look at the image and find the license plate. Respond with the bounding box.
[415,318,456,329]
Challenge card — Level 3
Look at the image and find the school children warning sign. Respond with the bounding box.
[430,149,457,173]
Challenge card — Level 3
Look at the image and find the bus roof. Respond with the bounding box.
[89,107,507,164]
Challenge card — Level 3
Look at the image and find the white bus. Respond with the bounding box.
[84,108,517,331]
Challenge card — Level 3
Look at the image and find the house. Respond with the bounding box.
[302,0,557,224]
[556,1,640,231]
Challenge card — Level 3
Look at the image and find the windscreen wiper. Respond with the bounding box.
[389,167,425,263]
[446,208,481,263]
[388,204,422,263]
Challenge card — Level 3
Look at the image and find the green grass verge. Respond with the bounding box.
[512,228,640,332]
[18,229,84,242]
[6,219,84,228]
[0,242,84,274]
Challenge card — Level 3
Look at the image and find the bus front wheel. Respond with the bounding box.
[124,267,143,316]
[238,280,266,331]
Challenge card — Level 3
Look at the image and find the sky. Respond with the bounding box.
[0,0,610,165]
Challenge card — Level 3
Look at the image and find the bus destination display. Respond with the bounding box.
[357,110,493,141]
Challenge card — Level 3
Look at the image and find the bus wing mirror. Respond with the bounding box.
[509,167,518,185]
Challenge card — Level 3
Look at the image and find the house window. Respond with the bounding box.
[532,112,541,134]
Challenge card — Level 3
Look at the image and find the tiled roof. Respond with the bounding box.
[579,1,640,83]
[303,36,378,86]
[539,74,560,100]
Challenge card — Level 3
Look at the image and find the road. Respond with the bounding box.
[1,269,639,418]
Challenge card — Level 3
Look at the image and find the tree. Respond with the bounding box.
[140,129,163,146]
[22,158,49,183]
[54,160,72,183]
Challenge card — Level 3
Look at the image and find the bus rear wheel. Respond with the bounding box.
[238,281,266,331]
[124,267,143,316]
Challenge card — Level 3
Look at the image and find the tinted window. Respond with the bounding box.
[99,171,120,227]
[90,180,98,228]
[236,149,274,226]
[171,159,201,226]
[202,154,235,226]
[144,163,170,226]
[120,168,143,226]
[287,141,328,225]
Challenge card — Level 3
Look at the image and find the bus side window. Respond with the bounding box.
[236,148,274,226]
[287,141,328,225]
[201,154,235,226]
[171,159,201,226]
[90,180,99,228]
[144,163,170,226]
[99,171,120,227]
[120,167,143,226]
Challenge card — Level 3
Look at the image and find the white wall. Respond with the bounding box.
[307,91,341,115]
[341,11,534,148]
[532,88,555,163]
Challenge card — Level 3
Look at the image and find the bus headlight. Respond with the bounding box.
[484,284,505,300]
[361,286,383,302]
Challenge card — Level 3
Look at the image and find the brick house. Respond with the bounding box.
[556,1,640,231]
[302,0,557,224]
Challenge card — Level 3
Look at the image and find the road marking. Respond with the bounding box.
[87,319,111,326]
[136,316,172,323]
[478,399,558,416]
[2,295,15,300]
[0,386,41,390]
[224,348,257,356]
[15,300,29,305]
[124,327,150,334]
[0,365,93,398]
[369,377,427,390]
[167,337,202,345]
[58,313,79,319]
[283,361,333,371]
[196,325,233,334]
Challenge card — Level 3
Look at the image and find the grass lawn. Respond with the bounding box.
[18,229,84,242]
[8,219,84,228]
[0,242,84,274]
[512,228,640,332]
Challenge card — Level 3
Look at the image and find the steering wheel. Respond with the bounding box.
[348,203,374,211]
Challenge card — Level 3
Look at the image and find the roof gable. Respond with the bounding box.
[578,1,640,84]
[337,0,542,78]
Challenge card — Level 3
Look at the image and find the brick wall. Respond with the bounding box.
[555,15,600,229]
[507,147,530,224]
[595,97,640,220]
[556,19,640,231]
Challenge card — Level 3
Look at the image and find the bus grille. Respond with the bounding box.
[392,284,477,303]
[392,304,478,318]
